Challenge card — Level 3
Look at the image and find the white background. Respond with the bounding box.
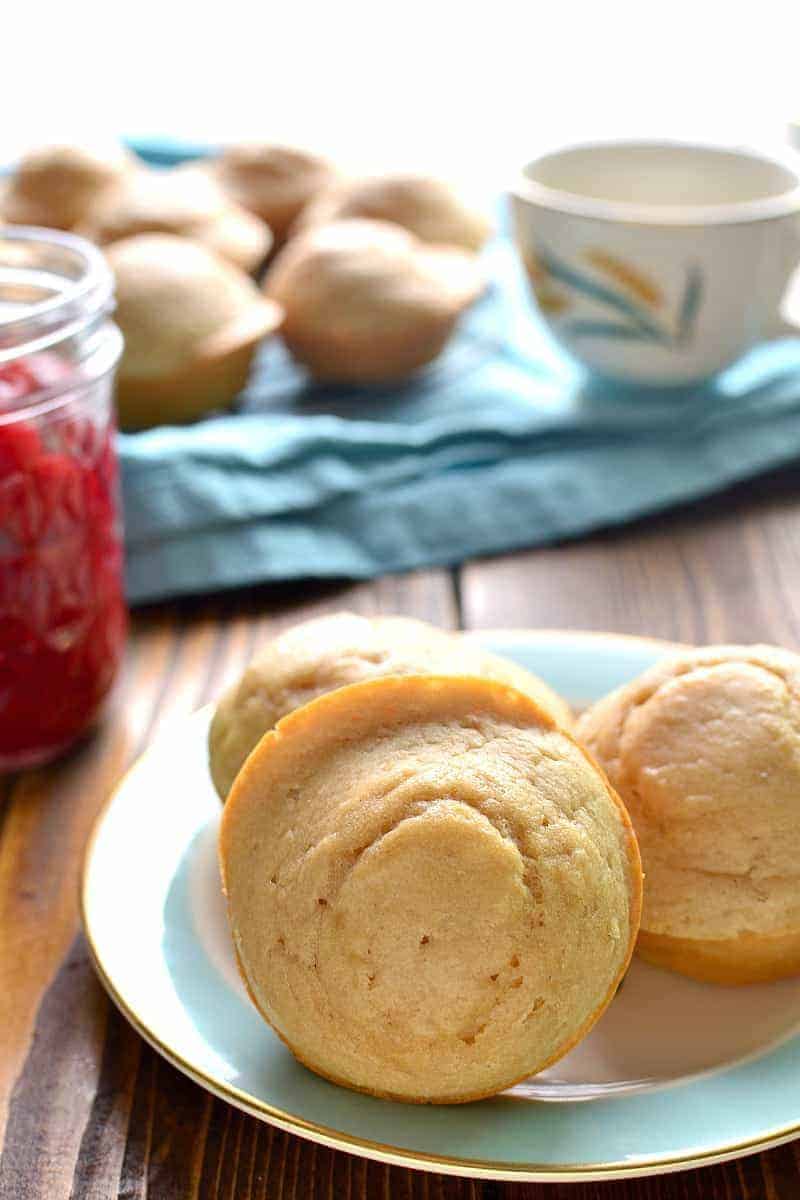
[2,0,800,178]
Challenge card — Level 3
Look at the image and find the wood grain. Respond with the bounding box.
[460,474,800,1199]
[0,570,464,1200]
[3,479,800,1197]
[461,473,800,647]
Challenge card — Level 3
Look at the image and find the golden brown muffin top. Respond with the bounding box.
[220,674,641,1103]
[262,219,483,382]
[212,144,336,239]
[89,165,230,240]
[84,166,272,274]
[265,218,483,325]
[208,611,572,799]
[106,233,274,379]
[4,142,135,230]
[577,644,800,941]
[296,172,491,252]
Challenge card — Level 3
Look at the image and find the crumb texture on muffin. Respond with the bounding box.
[220,675,641,1103]
[577,644,800,952]
[208,611,572,798]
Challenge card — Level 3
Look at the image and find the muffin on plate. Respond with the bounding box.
[210,143,336,241]
[107,233,282,430]
[577,644,800,985]
[295,172,491,252]
[84,165,272,274]
[208,611,572,799]
[220,674,642,1103]
[4,142,135,230]
[263,218,484,382]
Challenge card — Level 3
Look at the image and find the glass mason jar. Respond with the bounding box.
[0,227,126,769]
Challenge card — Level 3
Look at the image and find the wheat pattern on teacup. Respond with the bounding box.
[582,249,664,310]
[524,246,703,347]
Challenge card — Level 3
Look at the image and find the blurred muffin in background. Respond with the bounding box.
[3,142,136,230]
[107,233,282,430]
[83,165,272,275]
[210,144,336,241]
[192,201,273,275]
[264,218,484,382]
[295,173,491,252]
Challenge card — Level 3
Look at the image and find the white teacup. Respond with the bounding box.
[510,141,800,386]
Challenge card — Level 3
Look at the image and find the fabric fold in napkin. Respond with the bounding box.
[119,143,800,603]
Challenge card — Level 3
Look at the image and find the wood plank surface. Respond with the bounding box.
[0,571,462,1200]
[461,472,800,646]
[2,472,800,1197]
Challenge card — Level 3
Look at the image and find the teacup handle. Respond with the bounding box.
[768,313,800,339]
[764,253,800,340]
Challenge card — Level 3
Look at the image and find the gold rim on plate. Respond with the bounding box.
[80,630,800,1181]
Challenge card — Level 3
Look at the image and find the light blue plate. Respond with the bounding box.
[81,631,800,1181]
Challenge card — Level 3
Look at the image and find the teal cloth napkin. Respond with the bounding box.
[120,141,800,604]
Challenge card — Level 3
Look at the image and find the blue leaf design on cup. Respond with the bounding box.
[533,246,704,350]
[560,320,651,341]
[536,249,665,339]
[676,266,703,345]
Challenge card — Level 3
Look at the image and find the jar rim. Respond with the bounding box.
[0,324,123,427]
[0,226,115,365]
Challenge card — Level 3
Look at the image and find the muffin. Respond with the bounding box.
[296,172,491,252]
[211,143,336,241]
[193,201,272,275]
[208,611,572,799]
[107,234,282,430]
[4,142,135,230]
[577,644,800,985]
[264,218,484,382]
[220,674,642,1103]
[85,166,272,274]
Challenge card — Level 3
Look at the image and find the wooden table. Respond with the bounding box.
[3,468,800,1199]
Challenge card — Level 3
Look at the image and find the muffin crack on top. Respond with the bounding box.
[578,643,800,984]
[616,652,799,733]
[264,729,610,914]
[220,673,641,1103]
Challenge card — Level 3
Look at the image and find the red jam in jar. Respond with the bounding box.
[0,229,125,769]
